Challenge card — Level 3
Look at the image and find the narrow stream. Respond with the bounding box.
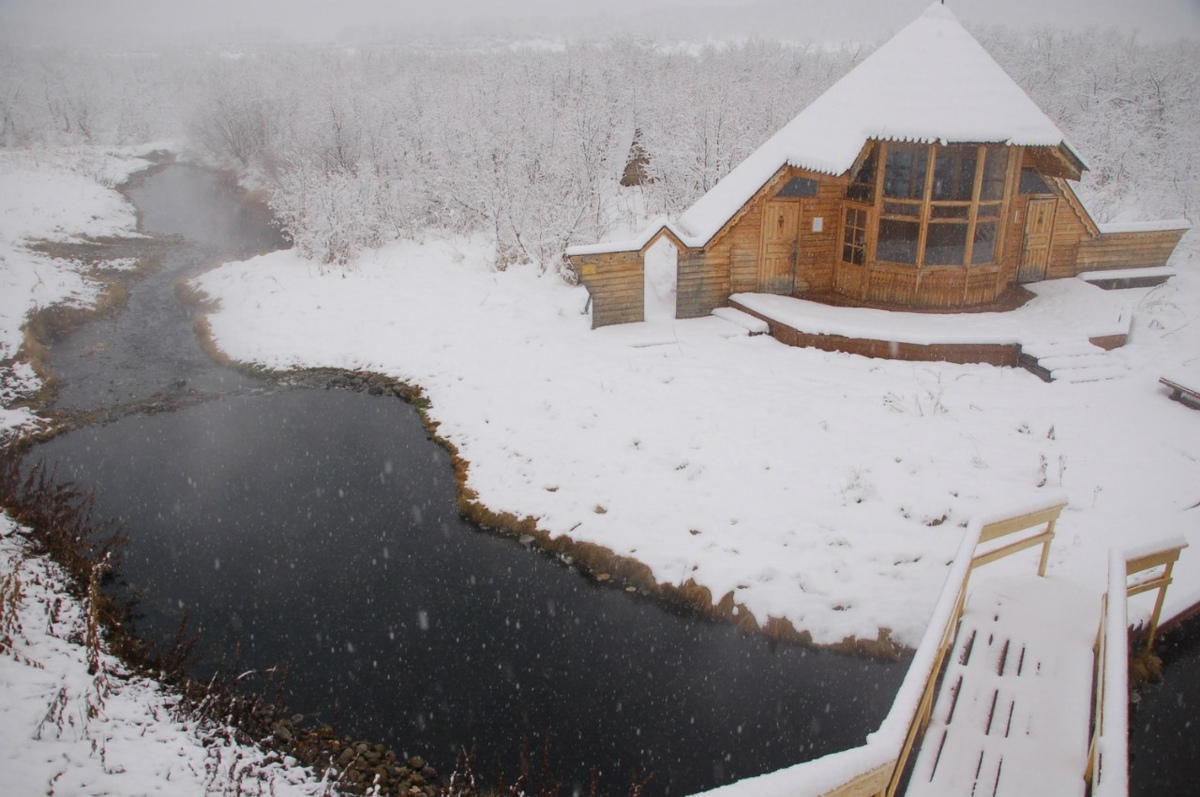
[47,164,284,410]
[29,162,907,795]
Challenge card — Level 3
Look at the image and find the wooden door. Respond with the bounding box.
[759,199,801,294]
[1018,197,1057,283]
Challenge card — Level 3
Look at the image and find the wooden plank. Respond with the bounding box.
[817,763,892,797]
[971,533,1052,569]
[1126,546,1186,576]
[977,504,1064,544]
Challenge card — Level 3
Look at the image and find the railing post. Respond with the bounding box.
[1124,538,1189,653]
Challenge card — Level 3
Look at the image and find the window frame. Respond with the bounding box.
[863,141,1013,268]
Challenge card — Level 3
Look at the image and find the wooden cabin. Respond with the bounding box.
[567,3,1188,329]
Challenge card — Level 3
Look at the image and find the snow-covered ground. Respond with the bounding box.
[193,232,1200,648]
[1,147,1198,795]
[0,148,149,437]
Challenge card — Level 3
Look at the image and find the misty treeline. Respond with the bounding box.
[1,29,1197,270]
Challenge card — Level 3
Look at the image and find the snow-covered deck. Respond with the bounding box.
[691,503,1187,797]
[906,575,1099,797]
[727,277,1142,369]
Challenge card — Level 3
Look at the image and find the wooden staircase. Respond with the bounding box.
[1019,340,1127,383]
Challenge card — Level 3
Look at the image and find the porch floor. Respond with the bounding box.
[728,277,1140,368]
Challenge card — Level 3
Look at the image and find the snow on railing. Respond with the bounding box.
[1087,548,1130,797]
[689,495,1067,797]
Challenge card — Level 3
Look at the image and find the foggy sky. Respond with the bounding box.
[2,0,1198,46]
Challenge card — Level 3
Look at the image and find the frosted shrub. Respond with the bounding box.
[270,162,386,267]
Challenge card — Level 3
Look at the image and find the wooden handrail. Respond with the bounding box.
[1086,549,1131,796]
[1086,539,1187,795]
[970,501,1064,574]
[1124,537,1188,650]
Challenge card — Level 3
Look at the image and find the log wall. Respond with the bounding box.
[676,247,728,319]
[1044,193,1092,280]
[572,251,644,328]
[1077,228,1188,272]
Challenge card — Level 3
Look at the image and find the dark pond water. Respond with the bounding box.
[29,162,909,795]
[33,388,904,795]
[1129,616,1200,795]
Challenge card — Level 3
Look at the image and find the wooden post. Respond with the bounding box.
[1125,540,1188,651]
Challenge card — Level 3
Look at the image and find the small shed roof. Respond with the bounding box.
[676,2,1085,247]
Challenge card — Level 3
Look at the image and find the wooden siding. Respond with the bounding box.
[728,200,765,294]
[710,166,845,298]
[1077,228,1187,272]
[1043,180,1095,279]
[795,175,846,294]
[676,247,727,319]
[966,268,1006,305]
[1001,195,1031,284]
[572,251,644,328]
[835,260,867,299]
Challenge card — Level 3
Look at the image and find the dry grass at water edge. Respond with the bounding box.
[410,383,910,661]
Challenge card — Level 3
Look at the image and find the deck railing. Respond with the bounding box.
[690,496,1067,797]
[1087,538,1188,796]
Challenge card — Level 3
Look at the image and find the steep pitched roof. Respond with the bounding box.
[676,2,1085,247]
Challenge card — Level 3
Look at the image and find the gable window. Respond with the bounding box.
[847,146,878,202]
[1019,167,1052,195]
[777,177,819,197]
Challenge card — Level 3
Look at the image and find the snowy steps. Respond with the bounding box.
[906,577,1098,797]
[1019,340,1127,384]
[711,306,770,335]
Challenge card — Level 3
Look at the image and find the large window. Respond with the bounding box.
[842,206,868,265]
[883,144,928,200]
[846,141,1012,268]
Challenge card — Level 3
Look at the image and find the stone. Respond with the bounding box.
[407,756,425,770]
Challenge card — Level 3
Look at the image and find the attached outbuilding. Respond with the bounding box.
[567,2,1188,328]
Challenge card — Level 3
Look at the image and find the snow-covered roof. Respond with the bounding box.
[676,2,1084,247]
